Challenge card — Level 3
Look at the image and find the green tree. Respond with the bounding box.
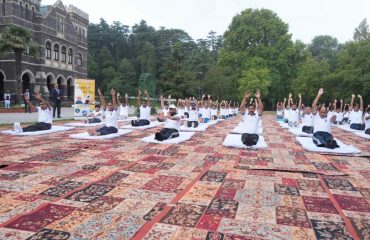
[309,35,339,70]
[354,18,370,41]
[0,26,38,100]
[238,68,271,98]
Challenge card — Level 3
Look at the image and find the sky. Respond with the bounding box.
[42,0,370,43]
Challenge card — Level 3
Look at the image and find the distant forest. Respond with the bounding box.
[87,9,370,108]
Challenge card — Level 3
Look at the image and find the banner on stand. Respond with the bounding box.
[74,79,95,119]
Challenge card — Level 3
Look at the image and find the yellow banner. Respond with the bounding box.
[74,79,95,118]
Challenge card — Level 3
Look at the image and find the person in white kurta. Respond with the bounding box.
[155,105,180,141]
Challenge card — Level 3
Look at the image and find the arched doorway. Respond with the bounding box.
[0,71,4,101]
[67,78,74,100]
[22,72,31,94]
[47,75,53,93]
[57,76,63,89]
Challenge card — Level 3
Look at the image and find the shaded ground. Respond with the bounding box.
[0,115,368,239]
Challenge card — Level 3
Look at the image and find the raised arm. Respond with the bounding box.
[185,98,190,109]
[312,88,324,115]
[111,89,117,109]
[160,95,164,109]
[287,93,292,110]
[298,94,302,109]
[117,92,122,106]
[145,90,151,106]
[340,99,343,112]
[207,94,211,106]
[349,94,355,111]
[98,88,106,110]
[255,89,263,116]
[333,99,337,112]
[137,90,142,107]
[283,98,287,109]
[358,95,363,111]
[240,90,251,115]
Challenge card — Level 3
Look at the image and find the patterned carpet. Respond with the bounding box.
[0,115,368,240]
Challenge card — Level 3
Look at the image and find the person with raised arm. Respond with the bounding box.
[349,94,364,130]
[155,104,180,141]
[185,97,200,128]
[240,89,263,146]
[117,93,130,120]
[311,88,338,149]
[333,99,344,125]
[131,90,151,127]
[87,89,119,136]
[276,101,284,120]
[15,92,53,132]
[287,93,300,127]
[211,100,219,120]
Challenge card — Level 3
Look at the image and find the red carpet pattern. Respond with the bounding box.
[0,115,368,239]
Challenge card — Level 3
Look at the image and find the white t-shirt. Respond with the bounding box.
[365,113,370,130]
[277,110,283,116]
[105,109,118,128]
[327,111,336,122]
[178,108,185,118]
[289,109,299,123]
[119,105,129,117]
[350,110,363,124]
[283,109,290,120]
[162,108,169,116]
[4,94,10,101]
[228,108,233,115]
[164,114,180,130]
[211,109,218,116]
[313,114,332,133]
[188,109,199,121]
[335,112,343,122]
[202,108,211,119]
[242,113,261,134]
[92,110,102,120]
[235,108,239,115]
[302,113,314,127]
[140,106,151,121]
[220,108,228,116]
[343,112,350,119]
[37,107,53,124]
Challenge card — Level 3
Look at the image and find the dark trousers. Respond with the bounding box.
[241,133,259,146]
[365,128,370,135]
[302,126,314,134]
[184,112,189,118]
[187,121,199,128]
[155,128,179,141]
[350,123,365,130]
[97,126,118,136]
[88,118,101,124]
[313,131,339,149]
[53,101,61,118]
[24,100,30,113]
[131,119,150,127]
[23,122,52,132]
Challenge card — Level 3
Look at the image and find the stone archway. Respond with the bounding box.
[67,77,74,101]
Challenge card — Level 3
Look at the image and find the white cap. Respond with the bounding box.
[169,104,177,109]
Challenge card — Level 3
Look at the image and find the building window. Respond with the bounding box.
[61,46,66,62]
[77,53,82,67]
[32,6,35,19]
[54,44,59,61]
[19,2,23,18]
[68,48,73,64]
[45,42,51,59]
[25,3,28,20]
[2,0,5,16]
[57,16,64,33]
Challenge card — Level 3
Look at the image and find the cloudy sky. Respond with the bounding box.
[43,0,370,43]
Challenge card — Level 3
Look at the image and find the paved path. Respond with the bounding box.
[0,108,74,124]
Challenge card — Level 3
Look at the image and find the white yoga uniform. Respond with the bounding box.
[119,105,129,118]
[162,108,169,116]
[202,108,211,119]
[335,112,343,122]
[283,109,290,120]
[140,106,151,121]
[242,113,261,134]
[188,109,199,121]
[313,114,332,134]
[164,114,180,130]
[350,110,363,124]
[343,112,350,119]
[228,108,233,116]
[221,108,228,116]
[302,113,314,127]
[327,111,336,122]
[289,109,299,123]
[211,109,218,117]
[365,113,370,130]
[91,110,102,120]
[105,109,118,128]
[37,107,53,124]
[178,108,185,118]
[277,110,283,116]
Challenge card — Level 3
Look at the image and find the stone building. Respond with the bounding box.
[0,0,89,102]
